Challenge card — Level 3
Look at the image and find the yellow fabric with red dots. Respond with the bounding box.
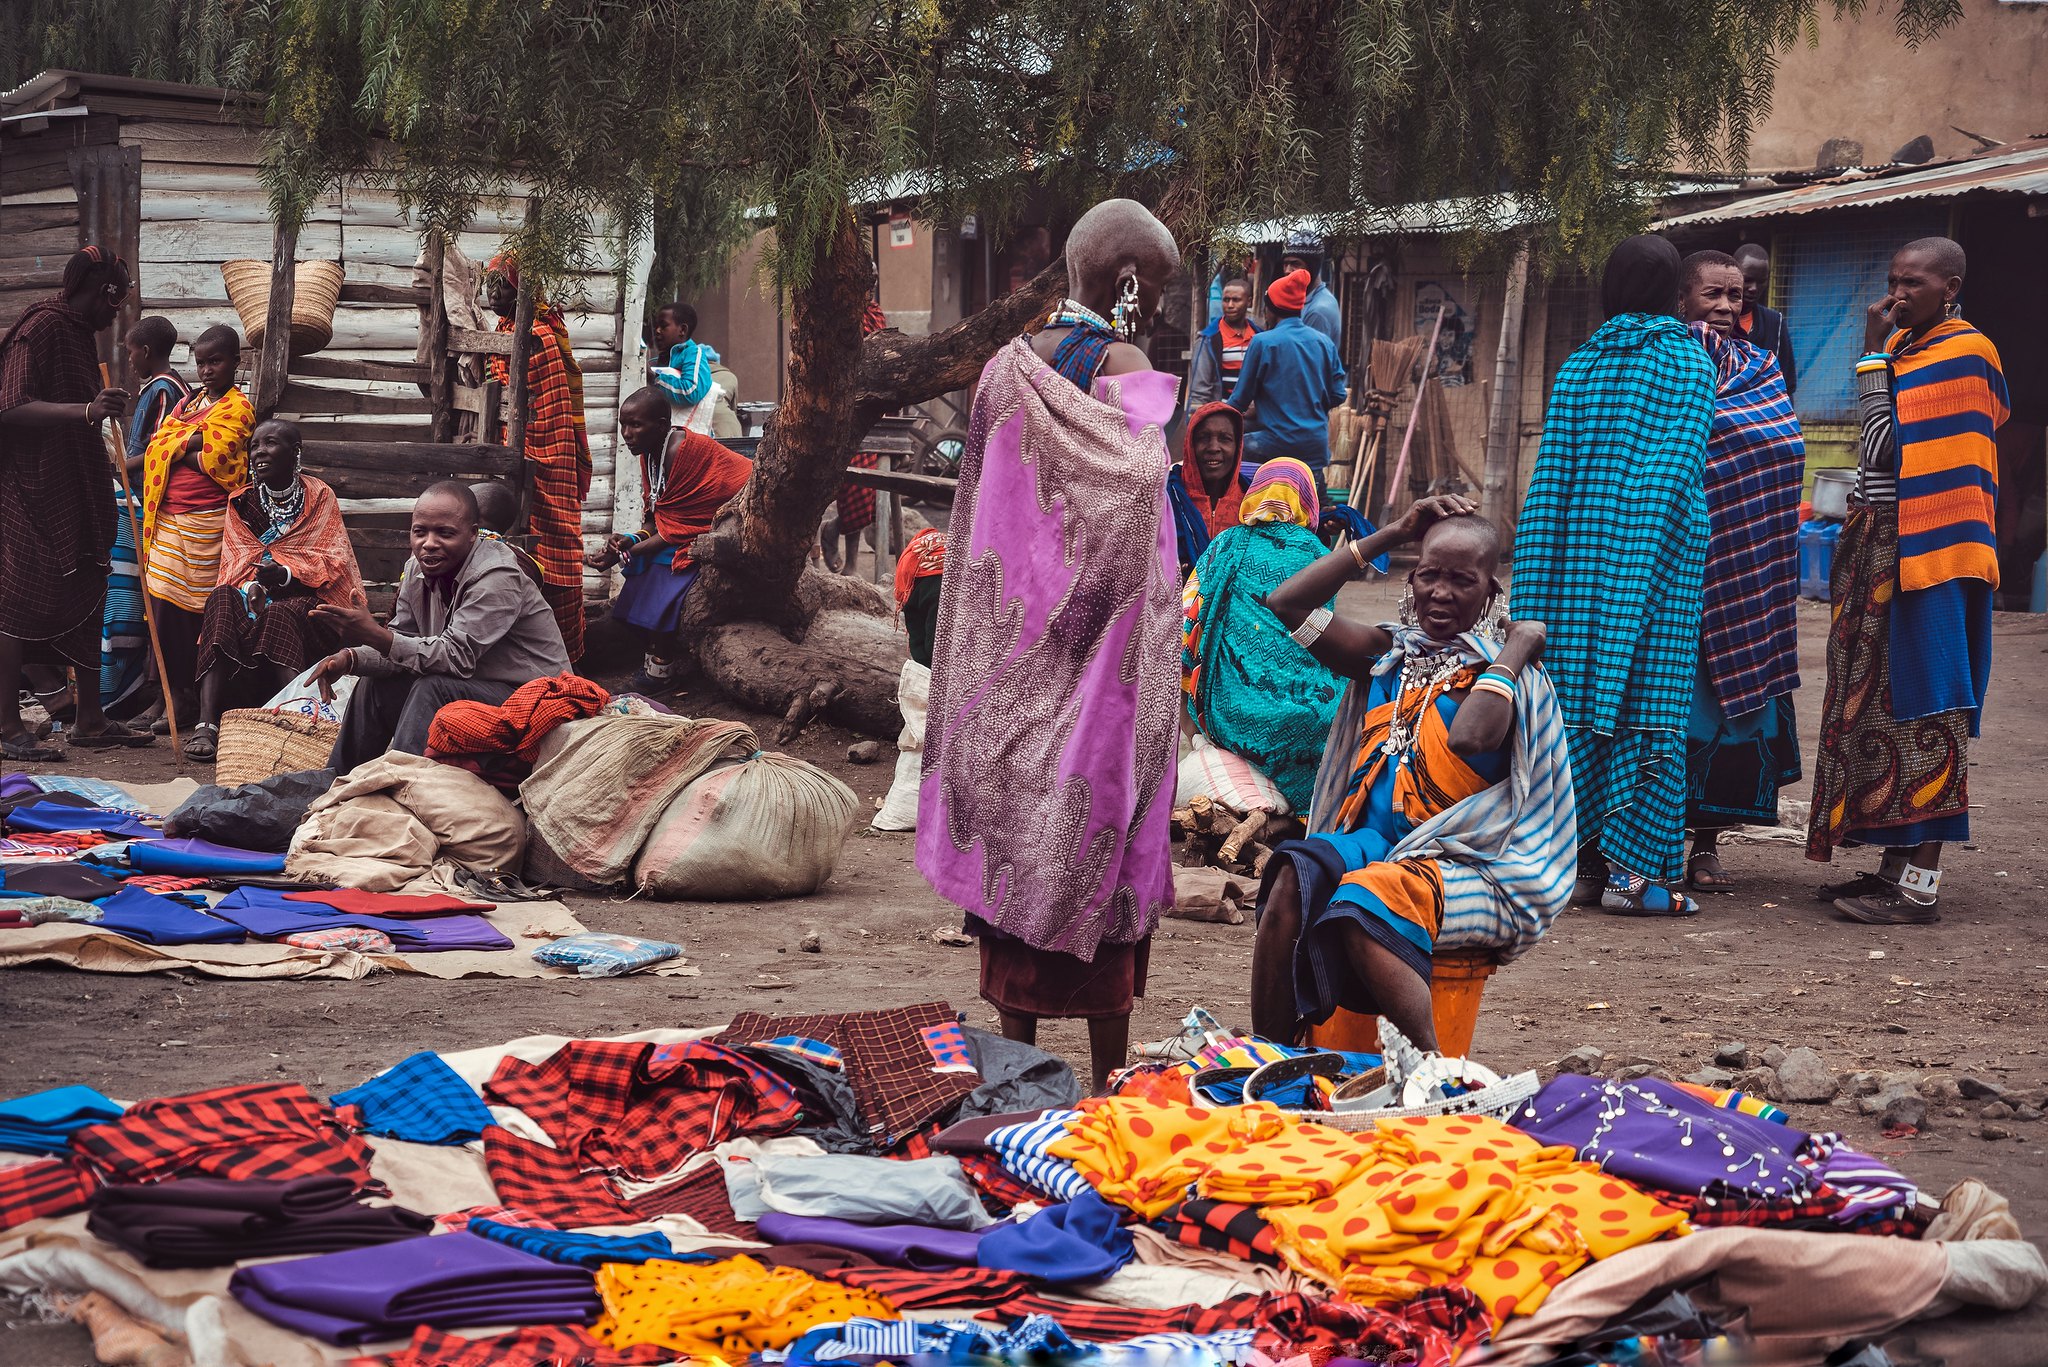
[1263,1114,1690,1325]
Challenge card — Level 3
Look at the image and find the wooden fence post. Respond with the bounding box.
[253,218,298,417]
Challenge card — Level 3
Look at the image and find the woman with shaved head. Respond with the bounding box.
[917,199,1183,1087]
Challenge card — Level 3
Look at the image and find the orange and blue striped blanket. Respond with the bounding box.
[1888,319,2008,591]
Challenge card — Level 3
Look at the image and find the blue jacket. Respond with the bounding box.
[1300,282,1342,350]
[1228,317,1347,469]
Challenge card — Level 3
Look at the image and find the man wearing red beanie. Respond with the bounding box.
[1228,269,1348,480]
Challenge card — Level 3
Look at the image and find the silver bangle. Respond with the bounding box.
[1289,606,1334,648]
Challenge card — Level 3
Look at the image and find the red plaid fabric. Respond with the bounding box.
[837,452,882,534]
[1252,1286,1489,1364]
[1157,1197,1285,1266]
[374,1324,669,1367]
[627,1161,752,1237]
[819,1264,1035,1311]
[485,1040,800,1183]
[1657,1187,1850,1228]
[71,1082,375,1189]
[0,1158,93,1231]
[432,1204,554,1232]
[480,1126,635,1228]
[991,1291,1262,1337]
[716,1004,979,1147]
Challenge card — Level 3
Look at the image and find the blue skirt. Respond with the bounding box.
[613,547,697,635]
[1686,672,1801,830]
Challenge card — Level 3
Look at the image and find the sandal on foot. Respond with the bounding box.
[1815,872,1896,903]
[1599,871,1699,918]
[182,723,218,760]
[1687,850,1736,893]
[70,720,157,749]
[0,732,64,762]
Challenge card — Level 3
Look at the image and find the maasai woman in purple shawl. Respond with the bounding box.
[1675,252,1804,895]
[918,200,1183,1088]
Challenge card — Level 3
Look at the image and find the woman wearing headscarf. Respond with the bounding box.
[919,198,1182,1090]
[1510,235,1715,917]
[1674,252,1805,893]
[1180,458,1341,813]
[1166,401,1248,577]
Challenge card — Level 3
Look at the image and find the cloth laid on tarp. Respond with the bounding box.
[330,1052,497,1146]
[210,887,513,953]
[0,1085,124,1156]
[86,1175,434,1268]
[71,1081,376,1190]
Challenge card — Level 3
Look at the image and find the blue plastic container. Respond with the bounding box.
[1798,520,1841,602]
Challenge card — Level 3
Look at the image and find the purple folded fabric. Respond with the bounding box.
[210,887,511,952]
[1514,1075,1815,1201]
[755,1212,990,1269]
[228,1231,597,1344]
[127,838,287,876]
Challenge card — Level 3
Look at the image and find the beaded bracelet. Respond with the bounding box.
[1289,606,1334,648]
[1469,675,1516,703]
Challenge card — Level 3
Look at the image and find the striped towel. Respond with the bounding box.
[987,1109,1092,1203]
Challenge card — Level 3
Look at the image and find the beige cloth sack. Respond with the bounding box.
[286,752,526,891]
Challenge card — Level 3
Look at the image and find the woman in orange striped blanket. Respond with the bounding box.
[1807,237,2008,925]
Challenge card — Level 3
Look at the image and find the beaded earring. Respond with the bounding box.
[1111,275,1140,342]
[1398,584,1417,628]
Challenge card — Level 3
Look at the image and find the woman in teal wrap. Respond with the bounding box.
[1180,457,1342,812]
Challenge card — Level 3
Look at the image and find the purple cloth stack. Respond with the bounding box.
[755,1212,988,1270]
[228,1231,598,1344]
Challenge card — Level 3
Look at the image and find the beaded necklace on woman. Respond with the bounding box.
[1381,645,1472,762]
[255,475,304,534]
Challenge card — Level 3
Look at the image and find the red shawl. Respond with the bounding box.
[218,475,365,609]
[647,428,752,573]
[894,527,947,607]
[1181,400,1245,537]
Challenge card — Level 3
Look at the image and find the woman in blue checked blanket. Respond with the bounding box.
[1511,234,1716,917]
[1250,497,1575,1050]
[1674,252,1805,895]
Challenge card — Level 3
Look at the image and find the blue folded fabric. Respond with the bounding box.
[466,1218,706,1269]
[211,888,511,952]
[0,1085,124,1155]
[330,1052,496,1146]
[977,1189,1133,1282]
[5,802,157,840]
[92,886,245,946]
[127,838,286,877]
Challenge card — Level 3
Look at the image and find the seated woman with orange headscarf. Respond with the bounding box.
[186,419,364,759]
[587,387,753,692]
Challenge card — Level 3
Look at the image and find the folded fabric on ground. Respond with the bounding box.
[3,801,157,840]
[978,1189,1134,1282]
[753,1153,993,1230]
[330,1051,496,1145]
[26,776,157,814]
[0,1084,124,1155]
[85,1174,434,1267]
[283,890,495,916]
[281,926,394,953]
[466,1216,706,1269]
[382,1325,672,1367]
[989,1109,1094,1203]
[1153,1197,1287,1268]
[4,865,125,901]
[230,1230,600,1344]
[0,1156,93,1231]
[90,886,245,946]
[211,887,511,952]
[757,1212,989,1269]
[71,1081,376,1189]
[1048,1098,1356,1220]
[591,1254,899,1357]
[530,932,682,977]
[126,837,287,876]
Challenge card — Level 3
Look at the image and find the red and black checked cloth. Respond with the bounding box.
[0,1158,93,1232]
[484,1039,800,1183]
[819,1263,1035,1311]
[627,1160,753,1237]
[71,1082,376,1190]
[370,1324,669,1367]
[1252,1286,1490,1363]
[1656,1186,1850,1228]
[837,452,881,534]
[991,1291,1264,1337]
[481,1126,635,1228]
[715,1003,979,1148]
[1156,1196,1285,1266]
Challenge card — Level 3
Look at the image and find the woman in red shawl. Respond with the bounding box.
[188,419,365,757]
[1167,401,1248,578]
[589,388,752,691]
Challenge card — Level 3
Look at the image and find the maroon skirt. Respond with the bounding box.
[972,919,1150,1020]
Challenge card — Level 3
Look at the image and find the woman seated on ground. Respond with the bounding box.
[187,419,364,758]
[588,387,753,691]
[1168,401,1249,578]
[1250,495,1577,1050]
[1181,457,1341,813]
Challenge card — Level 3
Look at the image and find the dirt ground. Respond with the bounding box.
[3,584,2046,1364]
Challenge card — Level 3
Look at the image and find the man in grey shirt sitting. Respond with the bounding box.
[308,480,571,773]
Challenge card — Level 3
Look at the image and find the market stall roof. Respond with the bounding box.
[1658,137,2048,227]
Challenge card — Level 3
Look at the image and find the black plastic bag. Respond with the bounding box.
[164,768,336,853]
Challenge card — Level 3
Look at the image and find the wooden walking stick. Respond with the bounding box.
[100,362,182,760]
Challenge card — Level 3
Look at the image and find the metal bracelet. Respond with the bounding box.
[1289,606,1334,648]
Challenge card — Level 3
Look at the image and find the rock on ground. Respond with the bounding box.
[1774,1046,1837,1103]
[1556,1046,1605,1076]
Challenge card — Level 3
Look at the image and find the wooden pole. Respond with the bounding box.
[1480,240,1532,525]
[101,363,180,763]
[253,218,298,417]
[424,229,454,443]
[1382,303,1447,521]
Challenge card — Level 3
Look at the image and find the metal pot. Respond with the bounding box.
[1810,468,1854,521]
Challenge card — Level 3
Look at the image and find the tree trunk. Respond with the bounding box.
[681,204,1068,734]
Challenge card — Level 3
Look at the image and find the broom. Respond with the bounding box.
[100,362,182,761]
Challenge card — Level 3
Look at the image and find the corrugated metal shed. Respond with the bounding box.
[1659,138,2048,226]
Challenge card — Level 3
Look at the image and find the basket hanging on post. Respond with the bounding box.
[221,260,344,357]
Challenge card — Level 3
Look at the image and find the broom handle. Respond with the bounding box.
[101,363,182,762]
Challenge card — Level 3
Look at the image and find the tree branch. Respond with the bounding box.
[851,254,1068,418]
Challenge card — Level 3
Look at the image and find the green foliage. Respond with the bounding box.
[5,0,1967,286]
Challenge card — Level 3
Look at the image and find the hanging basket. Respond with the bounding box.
[221,260,344,358]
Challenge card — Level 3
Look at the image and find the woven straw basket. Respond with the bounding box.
[220,260,344,357]
[214,709,338,788]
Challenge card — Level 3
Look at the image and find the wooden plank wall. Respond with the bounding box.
[0,112,117,330]
[114,118,630,601]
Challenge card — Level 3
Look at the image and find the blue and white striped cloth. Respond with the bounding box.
[1306,627,1578,962]
[987,1109,1093,1203]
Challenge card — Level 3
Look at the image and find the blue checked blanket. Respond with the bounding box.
[1305,628,1578,961]
[1512,312,1712,880]
[329,1051,495,1147]
[1695,324,1804,718]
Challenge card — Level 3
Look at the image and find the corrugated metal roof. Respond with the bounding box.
[1659,138,2048,226]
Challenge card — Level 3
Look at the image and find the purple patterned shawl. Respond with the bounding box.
[917,338,1181,960]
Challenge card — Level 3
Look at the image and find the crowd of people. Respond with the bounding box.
[0,210,2011,1080]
